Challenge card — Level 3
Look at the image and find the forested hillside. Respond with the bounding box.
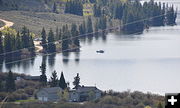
[0,0,61,12]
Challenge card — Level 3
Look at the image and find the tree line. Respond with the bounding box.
[93,0,177,33]
[0,27,35,57]
[41,16,107,54]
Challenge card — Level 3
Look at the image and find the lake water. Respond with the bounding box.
[1,0,180,95]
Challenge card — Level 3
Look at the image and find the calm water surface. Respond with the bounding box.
[1,0,180,95]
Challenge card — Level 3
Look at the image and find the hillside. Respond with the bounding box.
[0,11,85,36]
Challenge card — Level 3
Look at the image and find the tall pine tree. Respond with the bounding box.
[47,29,56,53]
[59,72,67,90]
[6,70,15,92]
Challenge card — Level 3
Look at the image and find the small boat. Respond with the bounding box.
[96,50,104,53]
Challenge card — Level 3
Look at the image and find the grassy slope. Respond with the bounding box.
[0,11,86,36]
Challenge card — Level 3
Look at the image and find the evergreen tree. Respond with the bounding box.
[87,17,93,35]
[56,27,59,40]
[71,24,80,47]
[41,27,47,51]
[62,25,70,52]
[73,73,80,89]
[4,33,12,53]
[40,62,47,86]
[0,32,4,55]
[21,26,29,48]
[59,29,62,40]
[53,2,58,13]
[166,5,177,25]
[6,70,15,92]
[29,33,35,53]
[50,70,58,87]
[65,0,83,16]
[59,72,67,90]
[15,31,22,50]
[47,29,56,53]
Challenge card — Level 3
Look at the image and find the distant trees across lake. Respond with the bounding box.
[65,0,177,33]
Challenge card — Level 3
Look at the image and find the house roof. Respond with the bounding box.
[41,87,62,94]
[76,86,101,93]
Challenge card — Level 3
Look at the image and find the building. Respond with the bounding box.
[36,86,102,102]
[69,86,102,102]
[36,87,62,102]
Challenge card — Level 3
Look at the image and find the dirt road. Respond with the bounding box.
[0,18,14,30]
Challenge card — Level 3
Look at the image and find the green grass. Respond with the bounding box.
[15,98,37,103]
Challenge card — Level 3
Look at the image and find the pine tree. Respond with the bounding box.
[47,29,56,53]
[62,25,70,52]
[59,72,67,90]
[53,2,58,13]
[56,27,59,40]
[73,73,80,89]
[41,27,47,51]
[6,70,15,92]
[15,31,22,50]
[50,70,58,87]
[4,33,12,53]
[71,24,80,47]
[21,26,29,48]
[40,62,47,86]
[87,17,93,35]
[0,32,4,55]
[29,33,35,53]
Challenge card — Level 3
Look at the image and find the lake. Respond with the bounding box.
[1,0,180,95]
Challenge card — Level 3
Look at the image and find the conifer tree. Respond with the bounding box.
[87,17,93,35]
[47,29,56,53]
[6,70,15,92]
[71,24,80,47]
[0,32,4,55]
[59,72,67,90]
[73,73,80,89]
[41,27,47,51]
[40,62,47,86]
[53,2,58,13]
[50,70,58,87]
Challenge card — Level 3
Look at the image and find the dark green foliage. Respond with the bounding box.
[62,25,70,52]
[114,2,123,19]
[21,26,35,53]
[87,17,93,34]
[47,29,56,53]
[73,73,80,89]
[21,26,30,48]
[65,0,83,16]
[98,16,107,30]
[0,32,3,55]
[4,33,13,53]
[15,31,22,50]
[166,5,177,25]
[79,21,86,36]
[40,62,47,86]
[71,24,80,47]
[52,2,58,13]
[6,70,15,92]
[59,72,67,90]
[50,70,58,87]
[41,27,47,51]
[94,4,101,17]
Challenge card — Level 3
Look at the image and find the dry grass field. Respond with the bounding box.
[0,11,86,36]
